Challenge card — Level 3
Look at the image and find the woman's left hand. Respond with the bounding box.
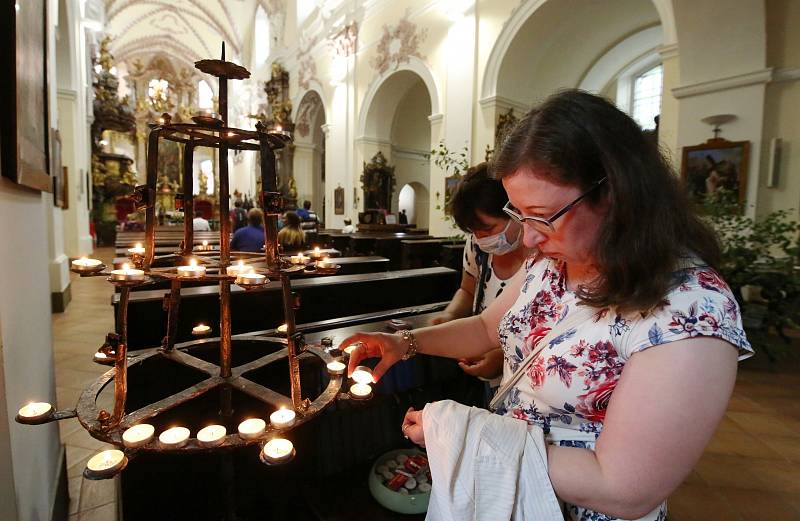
[401,407,425,447]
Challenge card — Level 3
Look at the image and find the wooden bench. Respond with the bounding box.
[113,267,459,349]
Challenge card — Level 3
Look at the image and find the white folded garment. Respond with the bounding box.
[423,400,563,521]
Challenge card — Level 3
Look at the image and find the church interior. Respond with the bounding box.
[1,1,800,520]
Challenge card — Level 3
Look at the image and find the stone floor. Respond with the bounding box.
[52,247,800,520]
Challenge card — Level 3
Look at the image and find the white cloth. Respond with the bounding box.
[423,400,563,521]
[193,216,211,231]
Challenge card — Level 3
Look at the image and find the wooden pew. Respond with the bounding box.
[400,239,445,269]
[439,242,466,272]
[113,266,459,349]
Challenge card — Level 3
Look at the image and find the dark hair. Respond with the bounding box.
[247,208,264,227]
[234,200,242,208]
[303,200,311,210]
[344,218,352,225]
[283,211,301,229]
[450,162,509,233]
[493,89,720,313]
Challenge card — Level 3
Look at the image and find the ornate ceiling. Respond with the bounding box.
[104,0,266,67]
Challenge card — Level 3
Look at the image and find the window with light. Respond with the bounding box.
[632,64,662,130]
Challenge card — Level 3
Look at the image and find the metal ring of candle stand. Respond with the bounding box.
[73,338,343,453]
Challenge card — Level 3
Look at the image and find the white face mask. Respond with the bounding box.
[474,220,521,255]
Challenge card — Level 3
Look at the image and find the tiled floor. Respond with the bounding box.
[51,247,800,521]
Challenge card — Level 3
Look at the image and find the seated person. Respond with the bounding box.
[341,218,356,234]
[193,215,211,231]
[278,211,306,252]
[230,208,265,252]
[432,162,533,382]
[296,200,312,220]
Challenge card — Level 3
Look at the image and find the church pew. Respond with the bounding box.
[439,242,466,272]
[400,239,445,269]
[113,266,459,349]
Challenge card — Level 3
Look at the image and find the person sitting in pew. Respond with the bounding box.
[231,208,266,252]
[278,211,306,252]
[341,218,356,234]
[432,162,533,383]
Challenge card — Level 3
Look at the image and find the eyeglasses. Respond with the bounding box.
[502,177,607,234]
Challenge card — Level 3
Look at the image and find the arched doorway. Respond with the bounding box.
[359,69,434,229]
[398,182,429,228]
[293,90,326,218]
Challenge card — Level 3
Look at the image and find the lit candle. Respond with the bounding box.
[269,408,296,429]
[226,260,253,276]
[289,253,307,265]
[197,425,227,447]
[274,124,283,132]
[93,350,113,364]
[349,383,373,400]
[122,424,154,448]
[159,426,190,448]
[343,343,360,356]
[127,243,145,256]
[261,438,294,464]
[326,360,346,376]
[85,449,126,478]
[351,366,374,385]
[202,240,209,250]
[236,272,266,286]
[192,324,211,336]
[110,263,145,282]
[238,418,266,440]
[312,247,322,259]
[316,257,333,269]
[17,402,53,422]
[277,323,288,334]
[177,259,206,278]
[71,256,102,273]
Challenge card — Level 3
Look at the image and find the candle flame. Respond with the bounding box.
[202,240,208,246]
[122,263,130,271]
[190,259,197,267]
[238,260,244,266]
[80,256,88,262]
[135,242,142,249]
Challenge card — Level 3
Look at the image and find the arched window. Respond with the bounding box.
[253,6,270,69]
[631,64,662,130]
[198,79,214,109]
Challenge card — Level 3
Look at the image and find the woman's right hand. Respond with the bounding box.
[339,332,409,382]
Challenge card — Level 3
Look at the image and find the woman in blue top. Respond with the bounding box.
[230,208,265,253]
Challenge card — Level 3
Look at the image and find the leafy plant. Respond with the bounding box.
[703,189,800,359]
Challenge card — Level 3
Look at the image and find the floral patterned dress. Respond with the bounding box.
[495,256,753,521]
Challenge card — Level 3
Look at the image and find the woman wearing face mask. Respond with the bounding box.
[431,163,533,381]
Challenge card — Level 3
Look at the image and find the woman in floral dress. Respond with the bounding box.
[342,90,751,521]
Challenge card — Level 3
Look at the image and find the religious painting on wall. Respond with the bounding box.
[444,174,462,216]
[0,0,51,192]
[681,138,749,206]
[334,185,345,215]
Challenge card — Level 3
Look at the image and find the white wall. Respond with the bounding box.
[0,183,61,521]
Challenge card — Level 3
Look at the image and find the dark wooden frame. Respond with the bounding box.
[1,0,51,192]
[681,137,749,205]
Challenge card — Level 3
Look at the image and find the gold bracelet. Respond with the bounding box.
[398,330,418,360]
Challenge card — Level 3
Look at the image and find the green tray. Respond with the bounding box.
[368,448,431,515]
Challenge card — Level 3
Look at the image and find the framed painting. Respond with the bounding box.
[0,0,51,192]
[444,174,462,216]
[334,186,345,215]
[681,138,749,205]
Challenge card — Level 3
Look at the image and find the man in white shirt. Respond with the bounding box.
[193,215,211,231]
[341,218,356,233]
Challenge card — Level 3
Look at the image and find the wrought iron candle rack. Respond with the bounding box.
[15,45,363,479]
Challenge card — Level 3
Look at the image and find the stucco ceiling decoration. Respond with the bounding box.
[104,0,261,67]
